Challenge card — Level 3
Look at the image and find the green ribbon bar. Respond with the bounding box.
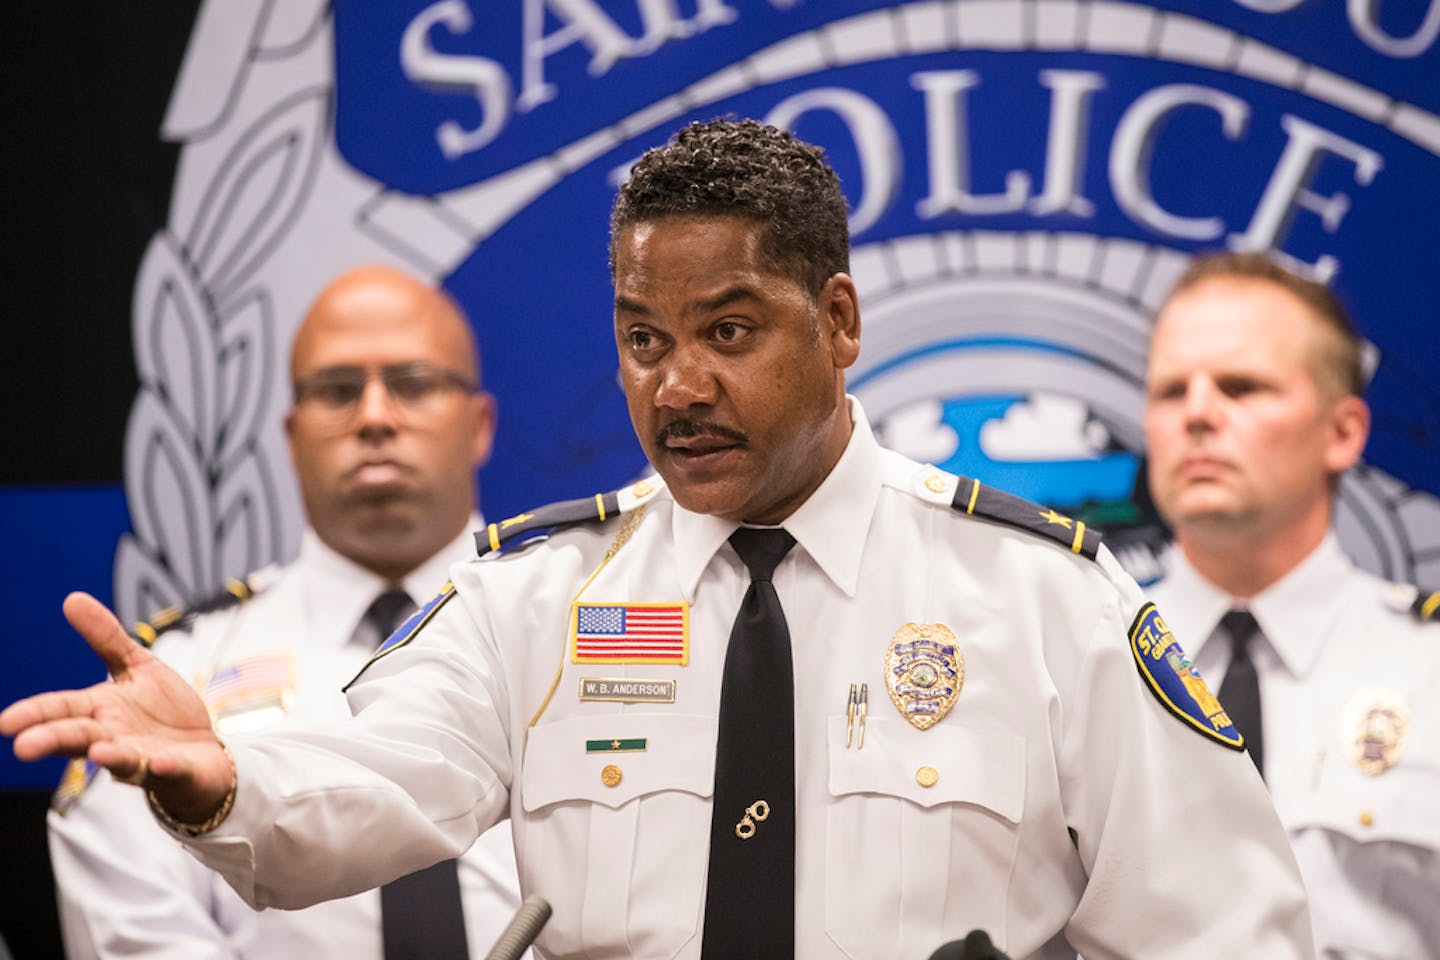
[585,738,647,753]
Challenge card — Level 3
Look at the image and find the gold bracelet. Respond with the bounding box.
[146,741,238,838]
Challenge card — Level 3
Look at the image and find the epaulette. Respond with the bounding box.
[950,474,1102,561]
[130,571,269,647]
[476,479,662,557]
[1413,588,1440,624]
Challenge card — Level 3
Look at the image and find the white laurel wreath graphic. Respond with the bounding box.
[114,76,330,625]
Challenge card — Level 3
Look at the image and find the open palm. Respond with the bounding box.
[1,592,234,819]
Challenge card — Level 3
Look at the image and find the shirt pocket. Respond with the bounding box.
[824,715,1026,960]
[522,713,715,959]
[1288,755,1440,959]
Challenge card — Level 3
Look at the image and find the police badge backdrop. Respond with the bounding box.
[5,1,1439,797]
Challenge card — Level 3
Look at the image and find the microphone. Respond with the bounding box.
[927,929,1012,959]
[483,894,553,960]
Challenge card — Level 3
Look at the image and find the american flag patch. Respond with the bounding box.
[201,653,294,709]
[570,602,689,664]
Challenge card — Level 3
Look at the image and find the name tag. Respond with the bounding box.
[579,678,677,703]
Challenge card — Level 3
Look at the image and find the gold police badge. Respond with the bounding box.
[885,622,963,730]
[1340,686,1410,776]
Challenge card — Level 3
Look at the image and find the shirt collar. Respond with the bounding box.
[1153,547,1232,660]
[1161,533,1350,678]
[1248,532,1352,679]
[300,516,481,649]
[670,396,880,600]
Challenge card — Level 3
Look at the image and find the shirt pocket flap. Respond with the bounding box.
[1293,756,1440,850]
[827,715,1026,821]
[522,713,717,812]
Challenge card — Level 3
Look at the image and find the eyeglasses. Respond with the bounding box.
[292,362,477,421]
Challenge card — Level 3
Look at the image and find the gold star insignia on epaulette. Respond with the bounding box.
[500,512,535,529]
[1039,508,1073,529]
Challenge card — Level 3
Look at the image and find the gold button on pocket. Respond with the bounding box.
[1358,810,1375,827]
[600,764,623,787]
[916,765,939,788]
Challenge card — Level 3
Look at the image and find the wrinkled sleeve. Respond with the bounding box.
[1058,569,1315,959]
[175,576,514,910]
[49,770,234,959]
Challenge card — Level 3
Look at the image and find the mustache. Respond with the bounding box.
[655,419,748,447]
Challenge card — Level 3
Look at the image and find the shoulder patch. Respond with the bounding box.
[1129,603,1244,750]
[343,582,458,690]
[51,758,100,814]
[949,475,1101,560]
[1415,589,1440,624]
[475,480,658,558]
[130,571,271,647]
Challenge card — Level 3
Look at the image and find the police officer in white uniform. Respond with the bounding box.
[7,123,1314,959]
[45,266,523,959]
[1143,252,1440,959]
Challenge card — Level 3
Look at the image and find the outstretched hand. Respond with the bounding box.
[0,592,235,822]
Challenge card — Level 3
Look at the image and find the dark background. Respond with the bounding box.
[2,5,201,956]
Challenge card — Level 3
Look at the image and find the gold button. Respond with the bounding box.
[600,764,623,787]
[1359,810,1374,827]
[924,476,946,494]
[916,765,939,788]
[631,480,653,498]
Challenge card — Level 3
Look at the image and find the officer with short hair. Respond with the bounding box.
[1144,251,1440,958]
[10,123,1314,959]
[46,265,522,959]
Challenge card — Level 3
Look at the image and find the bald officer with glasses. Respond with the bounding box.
[46,265,523,959]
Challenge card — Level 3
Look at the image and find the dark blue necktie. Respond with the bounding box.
[1217,609,1265,780]
[365,590,470,960]
[701,528,797,959]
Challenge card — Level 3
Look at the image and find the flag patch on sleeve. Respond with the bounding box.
[570,602,689,665]
[1129,603,1244,750]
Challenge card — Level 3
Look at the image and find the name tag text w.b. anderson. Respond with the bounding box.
[579,678,676,703]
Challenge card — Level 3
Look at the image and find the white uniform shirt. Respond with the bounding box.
[1150,537,1440,959]
[48,525,523,960]
[180,404,1313,959]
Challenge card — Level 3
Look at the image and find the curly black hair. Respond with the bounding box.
[609,119,850,300]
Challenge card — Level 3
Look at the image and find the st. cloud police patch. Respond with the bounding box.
[1129,603,1243,750]
[344,583,457,691]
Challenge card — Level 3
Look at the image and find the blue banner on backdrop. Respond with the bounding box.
[329,0,1440,586]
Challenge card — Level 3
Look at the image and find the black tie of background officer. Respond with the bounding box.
[1217,609,1265,780]
[927,930,1013,959]
[701,528,798,958]
[363,589,470,960]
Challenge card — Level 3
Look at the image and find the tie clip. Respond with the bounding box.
[735,799,769,839]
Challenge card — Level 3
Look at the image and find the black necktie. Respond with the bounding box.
[364,591,470,960]
[1217,609,1265,779]
[702,528,797,959]
[363,588,416,649]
